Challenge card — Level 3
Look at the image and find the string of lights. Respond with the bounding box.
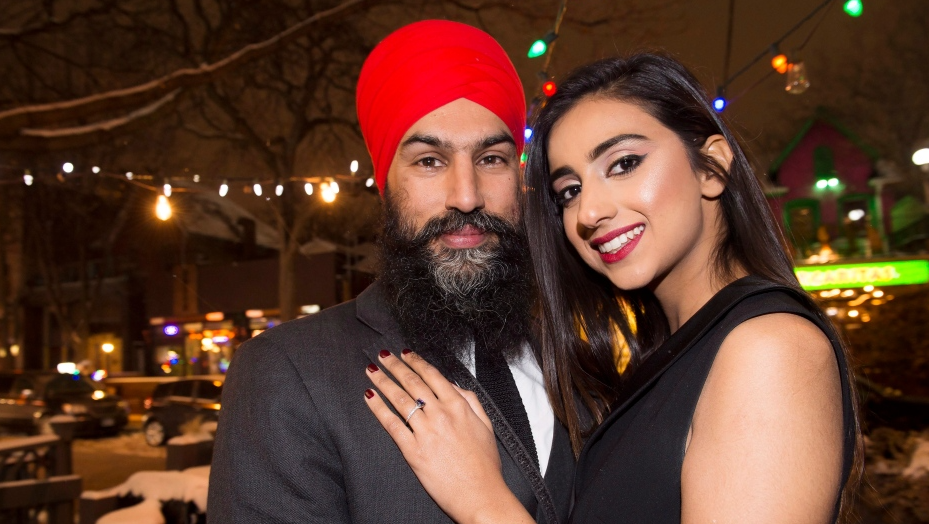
[712,0,862,112]
[0,159,372,222]
[521,0,569,166]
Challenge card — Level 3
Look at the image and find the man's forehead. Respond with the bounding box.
[399,98,514,151]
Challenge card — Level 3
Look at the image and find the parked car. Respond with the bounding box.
[0,371,130,436]
[142,378,223,446]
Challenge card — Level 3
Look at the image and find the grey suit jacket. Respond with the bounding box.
[208,282,575,523]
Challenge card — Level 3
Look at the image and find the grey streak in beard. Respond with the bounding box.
[429,243,499,306]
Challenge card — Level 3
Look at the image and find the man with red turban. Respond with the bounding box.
[210,20,575,524]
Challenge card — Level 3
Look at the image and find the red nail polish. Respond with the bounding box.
[401,348,412,355]
[367,363,379,373]
[379,350,391,359]
[364,389,375,399]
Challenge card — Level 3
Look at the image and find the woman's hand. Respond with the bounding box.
[364,349,535,524]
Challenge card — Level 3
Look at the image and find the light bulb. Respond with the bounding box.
[163,183,172,197]
[304,182,313,195]
[62,162,74,173]
[23,170,33,186]
[155,195,172,221]
[350,160,359,174]
[847,209,866,221]
[253,182,263,197]
[275,183,284,196]
[125,171,133,180]
[785,61,810,95]
[321,186,336,203]
[913,148,929,166]
[365,178,374,188]
[193,174,200,183]
[92,166,101,174]
[219,180,229,197]
[330,181,339,194]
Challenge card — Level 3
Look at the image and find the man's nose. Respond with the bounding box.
[444,158,484,213]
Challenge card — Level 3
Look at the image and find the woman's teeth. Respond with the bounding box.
[598,226,644,254]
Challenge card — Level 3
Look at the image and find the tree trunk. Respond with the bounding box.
[279,238,298,323]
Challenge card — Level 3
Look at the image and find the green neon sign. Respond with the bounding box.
[795,260,929,290]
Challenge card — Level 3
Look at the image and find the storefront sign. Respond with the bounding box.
[795,260,929,290]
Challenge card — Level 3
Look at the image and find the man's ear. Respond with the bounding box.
[699,134,733,199]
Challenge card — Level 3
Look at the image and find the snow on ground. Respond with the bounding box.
[903,438,929,479]
[167,431,213,445]
[83,465,210,513]
[73,430,167,459]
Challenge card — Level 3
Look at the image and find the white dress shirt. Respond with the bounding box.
[461,342,555,476]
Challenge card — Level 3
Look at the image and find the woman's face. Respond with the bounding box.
[547,97,727,292]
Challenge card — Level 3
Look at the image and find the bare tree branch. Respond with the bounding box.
[5,89,181,150]
[0,0,367,137]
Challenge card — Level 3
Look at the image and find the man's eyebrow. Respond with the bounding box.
[587,133,648,163]
[400,134,453,150]
[474,133,516,151]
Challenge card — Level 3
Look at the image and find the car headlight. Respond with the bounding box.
[62,403,88,415]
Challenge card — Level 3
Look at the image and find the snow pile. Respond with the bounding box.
[903,438,929,479]
[167,432,212,445]
[863,428,929,522]
[82,466,210,514]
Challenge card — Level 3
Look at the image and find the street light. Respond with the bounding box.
[101,343,115,372]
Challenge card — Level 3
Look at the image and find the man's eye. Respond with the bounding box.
[609,154,644,176]
[480,155,506,166]
[554,184,581,207]
[417,157,441,168]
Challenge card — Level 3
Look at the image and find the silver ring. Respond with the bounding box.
[404,398,426,423]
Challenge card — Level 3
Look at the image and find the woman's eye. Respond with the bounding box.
[609,154,644,176]
[554,184,581,206]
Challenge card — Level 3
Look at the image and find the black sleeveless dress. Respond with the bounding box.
[570,276,856,523]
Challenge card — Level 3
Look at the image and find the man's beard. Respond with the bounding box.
[377,189,534,372]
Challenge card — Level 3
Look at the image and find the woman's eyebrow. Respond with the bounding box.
[550,165,577,182]
[587,133,648,162]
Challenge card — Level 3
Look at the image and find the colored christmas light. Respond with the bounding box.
[843,0,863,17]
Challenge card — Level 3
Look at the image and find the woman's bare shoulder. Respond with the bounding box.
[680,312,844,523]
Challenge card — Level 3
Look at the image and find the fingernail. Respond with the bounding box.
[379,350,391,359]
[401,348,412,355]
[364,389,375,399]
[367,363,379,373]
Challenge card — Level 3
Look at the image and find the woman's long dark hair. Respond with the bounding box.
[524,53,861,517]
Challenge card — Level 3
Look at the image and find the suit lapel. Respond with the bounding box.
[444,362,560,524]
[354,282,560,524]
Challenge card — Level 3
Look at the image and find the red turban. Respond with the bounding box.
[356,20,526,195]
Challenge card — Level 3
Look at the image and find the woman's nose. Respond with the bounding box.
[574,184,617,232]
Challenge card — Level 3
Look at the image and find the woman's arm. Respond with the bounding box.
[364,350,536,524]
[681,313,844,524]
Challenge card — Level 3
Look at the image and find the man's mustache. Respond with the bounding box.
[411,210,518,245]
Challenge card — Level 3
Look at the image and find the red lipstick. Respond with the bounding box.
[590,223,645,264]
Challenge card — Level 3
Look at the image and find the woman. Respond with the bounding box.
[364,53,860,523]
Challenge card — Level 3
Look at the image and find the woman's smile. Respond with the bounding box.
[591,224,645,263]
